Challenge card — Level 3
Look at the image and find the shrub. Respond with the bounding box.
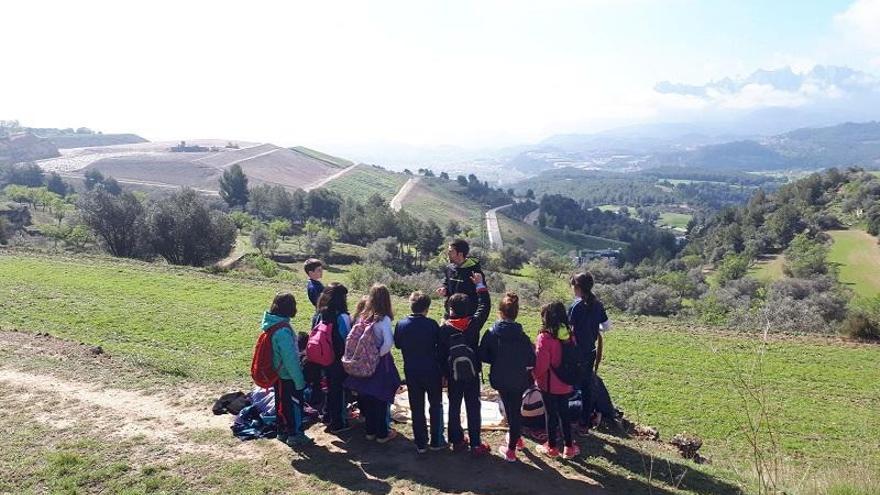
[389,271,442,297]
[251,255,279,278]
[783,233,831,278]
[839,310,880,341]
[484,271,506,295]
[498,245,529,271]
[146,189,237,266]
[716,252,750,284]
[348,264,395,292]
[581,259,629,284]
[625,283,682,316]
[77,189,151,259]
[250,225,277,255]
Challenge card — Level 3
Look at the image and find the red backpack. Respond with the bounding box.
[250,321,289,388]
[306,319,335,367]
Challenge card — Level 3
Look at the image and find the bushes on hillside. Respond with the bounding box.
[78,188,151,258]
[783,233,832,278]
[147,189,237,266]
[596,279,682,316]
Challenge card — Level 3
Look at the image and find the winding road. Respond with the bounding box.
[486,203,512,250]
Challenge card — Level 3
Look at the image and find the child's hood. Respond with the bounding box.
[261,311,289,331]
[491,320,524,338]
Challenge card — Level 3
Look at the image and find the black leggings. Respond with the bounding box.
[499,388,525,450]
[542,392,573,449]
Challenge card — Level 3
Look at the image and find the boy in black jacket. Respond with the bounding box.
[394,291,446,453]
[438,272,491,457]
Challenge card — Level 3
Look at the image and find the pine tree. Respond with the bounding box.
[219,164,249,208]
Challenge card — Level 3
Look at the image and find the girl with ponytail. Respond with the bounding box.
[568,272,611,435]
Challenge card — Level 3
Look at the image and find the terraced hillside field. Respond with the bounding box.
[497,213,626,254]
[398,178,484,229]
[323,164,408,203]
[38,142,349,192]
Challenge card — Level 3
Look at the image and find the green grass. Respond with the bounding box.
[291,146,352,168]
[828,229,880,299]
[324,164,408,203]
[498,214,625,254]
[658,212,693,231]
[1,252,878,489]
[399,178,484,230]
[748,254,785,282]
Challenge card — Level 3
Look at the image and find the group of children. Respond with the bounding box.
[257,240,610,463]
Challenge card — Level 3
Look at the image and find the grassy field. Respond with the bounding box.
[323,164,408,204]
[498,214,625,254]
[398,179,484,230]
[1,251,878,495]
[658,212,693,231]
[748,254,785,282]
[828,229,880,299]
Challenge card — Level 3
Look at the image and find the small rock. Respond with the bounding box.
[671,433,703,460]
[89,345,104,356]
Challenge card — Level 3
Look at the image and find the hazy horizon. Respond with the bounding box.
[3,0,880,150]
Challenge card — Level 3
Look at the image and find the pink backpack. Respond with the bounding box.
[342,318,380,378]
[306,319,335,367]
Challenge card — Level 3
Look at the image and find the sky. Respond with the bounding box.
[2,0,879,149]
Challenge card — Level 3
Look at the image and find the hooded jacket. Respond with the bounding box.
[443,257,485,303]
[533,329,575,395]
[438,284,491,377]
[261,312,306,390]
[479,320,535,391]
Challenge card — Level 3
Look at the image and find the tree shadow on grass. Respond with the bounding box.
[289,429,741,495]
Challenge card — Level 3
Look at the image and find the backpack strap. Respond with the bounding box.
[266,321,290,371]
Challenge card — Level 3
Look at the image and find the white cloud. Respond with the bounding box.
[835,0,880,53]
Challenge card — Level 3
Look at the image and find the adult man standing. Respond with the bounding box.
[436,239,486,310]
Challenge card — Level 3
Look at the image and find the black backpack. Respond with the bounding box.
[490,333,534,391]
[448,332,478,382]
[552,335,590,386]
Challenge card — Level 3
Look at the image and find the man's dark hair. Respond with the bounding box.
[270,292,297,318]
[304,258,323,274]
[449,239,470,257]
[409,291,431,314]
[447,293,470,318]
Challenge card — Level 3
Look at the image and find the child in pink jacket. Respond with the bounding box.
[533,302,579,459]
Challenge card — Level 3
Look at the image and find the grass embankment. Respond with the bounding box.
[827,229,880,299]
[497,215,624,254]
[1,252,878,492]
[659,212,693,231]
[398,179,483,230]
[323,164,408,204]
[748,254,785,282]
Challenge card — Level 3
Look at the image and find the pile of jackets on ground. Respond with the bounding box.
[213,387,282,440]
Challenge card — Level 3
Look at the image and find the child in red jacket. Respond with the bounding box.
[533,302,580,459]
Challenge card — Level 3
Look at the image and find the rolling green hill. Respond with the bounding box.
[398,178,484,230]
[323,164,408,203]
[497,213,625,253]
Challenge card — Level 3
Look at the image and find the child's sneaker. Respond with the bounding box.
[285,434,314,448]
[429,440,449,451]
[452,439,469,453]
[498,445,518,463]
[470,443,491,458]
[365,434,377,441]
[537,442,560,458]
[376,429,398,444]
[506,433,526,451]
[416,445,428,454]
[562,444,581,459]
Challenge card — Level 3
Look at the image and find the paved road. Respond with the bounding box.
[486,203,512,250]
[303,164,359,191]
[389,177,420,211]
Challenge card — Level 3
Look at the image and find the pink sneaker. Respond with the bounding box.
[498,445,518,463]
[506,433,526,451]
[562,444,581,459]
[537,442,560,458]
[470,443,491,458]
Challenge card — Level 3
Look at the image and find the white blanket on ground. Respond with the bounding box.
[391,387,507,430]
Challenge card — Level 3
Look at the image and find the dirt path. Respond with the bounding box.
[486,203,512,250]
[57,172,220,195]
[389,176,420,211]
[303,164,359,191]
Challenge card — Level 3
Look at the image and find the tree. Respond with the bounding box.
[716,253,750,285]
[0,216,8,244]
[305,231,333,259]
[783,233,830,278]
[499,245,529,271]
[457,175,468,187]
[526,189,535,200]
[439,172,449,180]
[46,172,70,197]
[250,225,277,255]
[229,211,256,232]
[532,268,558,301]
[83,169,105,191]
[146,188,237,266]
[78,189,149,258]
[101,177,122,195]
[219,164,249,208]
[417,220,444,260]
[268,218,292,241]
[531,250,571,273]
[4,162,43,187]
[445,219,462,237]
